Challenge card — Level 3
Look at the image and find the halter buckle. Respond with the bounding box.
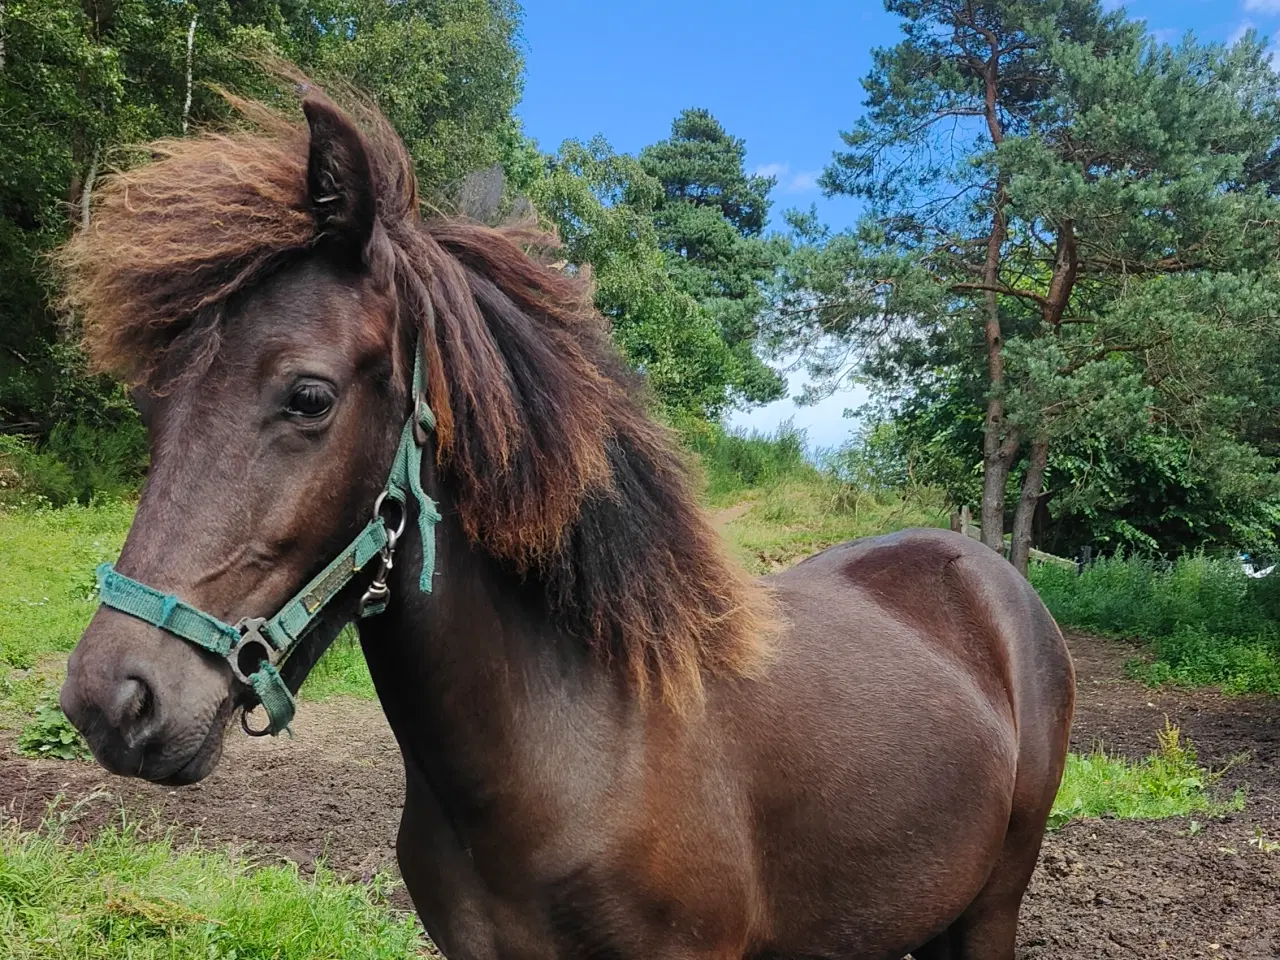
[228,617,279,686]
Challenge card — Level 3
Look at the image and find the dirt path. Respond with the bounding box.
[3,634,1278,957]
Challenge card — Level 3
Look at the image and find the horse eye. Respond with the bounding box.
[285,382,335,419]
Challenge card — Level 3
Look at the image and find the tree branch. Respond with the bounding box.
[950,280,1050,308]
[1058,335,1172,377]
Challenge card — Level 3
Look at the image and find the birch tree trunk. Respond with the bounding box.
[183,14,198,134]
[80,145,101,230]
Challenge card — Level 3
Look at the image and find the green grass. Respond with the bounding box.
[684,420,818,507]
[0,498,378,722]
[299,628,376,700]
[0,812,429,959]
[1032,554,1280,694]
[1050,722,1244,828]
[0,500,133,670]
[719,479,948,574]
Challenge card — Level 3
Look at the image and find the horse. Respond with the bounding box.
[58,86,1074,960]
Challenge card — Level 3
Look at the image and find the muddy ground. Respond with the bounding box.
[3,633,1278,958]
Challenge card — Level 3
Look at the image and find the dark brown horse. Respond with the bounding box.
[58,87,1074,960]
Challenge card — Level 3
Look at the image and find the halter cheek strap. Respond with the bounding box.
[94,340,441,737]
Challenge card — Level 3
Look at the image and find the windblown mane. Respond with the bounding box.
[59,86,774,704]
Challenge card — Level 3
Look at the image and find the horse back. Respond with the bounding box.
[775,526,1074,749]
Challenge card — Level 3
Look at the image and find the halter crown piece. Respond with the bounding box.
[94,340,441,736]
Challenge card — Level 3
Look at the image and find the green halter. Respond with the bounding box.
[94,342,440,736]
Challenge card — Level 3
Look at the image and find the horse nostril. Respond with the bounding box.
[109,675,155,736]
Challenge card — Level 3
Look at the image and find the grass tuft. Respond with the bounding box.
[1050,721,1244,828]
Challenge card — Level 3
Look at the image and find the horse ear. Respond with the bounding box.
[303,98,377,261]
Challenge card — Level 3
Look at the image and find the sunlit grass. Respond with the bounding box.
[0,809,430,959]
[1050,722,1244,828]
[719,479,948,575]
[300,627,377,700]
[0,500,133,670]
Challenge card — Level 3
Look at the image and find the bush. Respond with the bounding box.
[0,416,147,507]
[1032,554,1280,694]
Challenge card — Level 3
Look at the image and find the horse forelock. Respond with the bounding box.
[58,84,775,706]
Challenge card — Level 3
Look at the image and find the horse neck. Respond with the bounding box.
[357,495,617,809]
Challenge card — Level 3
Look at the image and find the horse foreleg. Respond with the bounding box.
[397,761,499,960]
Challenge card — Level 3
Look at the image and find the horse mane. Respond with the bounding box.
[58,86,774,705]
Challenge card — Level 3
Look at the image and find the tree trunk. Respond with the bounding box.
[1,1,7,71]
[977,34,1014,555]
[1009,437,1049,577]
[80,144,101,230]
[979,184,1015,554]
[182,14,198,134]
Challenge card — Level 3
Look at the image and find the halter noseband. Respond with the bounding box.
[93,340,440,737]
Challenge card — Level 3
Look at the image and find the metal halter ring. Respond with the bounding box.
[241,703,274,737]
[227,617,279,685]
[372,490,407,548]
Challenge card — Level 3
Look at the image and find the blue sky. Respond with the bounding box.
[516,0,1278,449]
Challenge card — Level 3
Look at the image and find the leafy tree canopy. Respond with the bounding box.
[0,0,523,447]
[781,0,1280,563]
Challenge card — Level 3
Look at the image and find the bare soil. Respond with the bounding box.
[2,634,1278,958]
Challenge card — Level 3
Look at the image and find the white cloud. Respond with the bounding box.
[787,170,822,192]
[1229,20,1256,46]
[1245,0,1280,14]
[753,162,822,193]
[753,162,789,179]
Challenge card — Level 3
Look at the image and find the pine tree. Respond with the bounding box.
[785,0,1280,571]
[640,109,784,405]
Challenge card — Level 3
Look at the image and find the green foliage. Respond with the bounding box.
[1032,555,1280,693]
[528,137,742,420]
[783,0,1280,558]
[16,701,91,761]
[1050,721,1244,828]
[289,0,524,193]
[639,109,785,404]
[1045,432,1280,558]
[685,420,816,505]
[0,816,426,959]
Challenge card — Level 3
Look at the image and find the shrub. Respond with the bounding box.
[0,417,147,507]
[1032,554,1280,694]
